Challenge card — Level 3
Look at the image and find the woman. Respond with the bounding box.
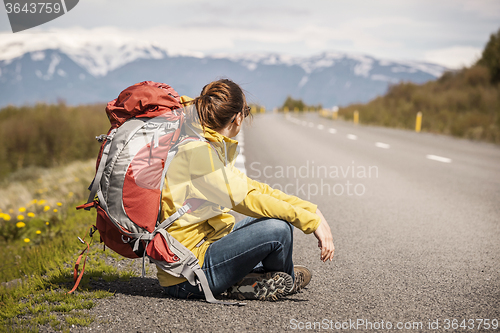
[159,78,335,301]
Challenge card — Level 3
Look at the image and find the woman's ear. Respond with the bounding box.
[234,112,244,126]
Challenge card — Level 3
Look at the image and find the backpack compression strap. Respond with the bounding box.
[84,129,117,209]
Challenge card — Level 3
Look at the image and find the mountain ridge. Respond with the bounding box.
[0,34,447,109]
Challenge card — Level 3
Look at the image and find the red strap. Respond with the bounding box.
[66,234,91,294]
[76,202,95,210]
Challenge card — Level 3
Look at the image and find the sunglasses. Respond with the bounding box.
[231,106,251,123]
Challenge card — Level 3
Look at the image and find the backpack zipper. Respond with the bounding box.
[195,238,207,247]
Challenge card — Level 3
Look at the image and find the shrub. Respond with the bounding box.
[0,103,108,179]
[478,28,500,83]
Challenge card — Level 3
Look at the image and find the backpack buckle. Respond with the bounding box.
[95,134,108,142]
[95,129,117,143]
[89,225,97,238]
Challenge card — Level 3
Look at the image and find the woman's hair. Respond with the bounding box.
[187,79,251,130]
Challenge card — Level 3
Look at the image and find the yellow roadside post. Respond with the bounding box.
[284,106,289,114]
[294,107,299,114]
[260,107,265,114]
[332,106,339,120]
[415,112,422,132]
[353,110,359,124]
[251,106,257,114]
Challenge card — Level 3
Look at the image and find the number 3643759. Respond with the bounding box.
[5,2,63,14]
[443,319,498,330]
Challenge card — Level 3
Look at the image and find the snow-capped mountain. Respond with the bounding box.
[0,32,447,109]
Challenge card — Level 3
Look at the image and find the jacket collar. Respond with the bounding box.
[187,121,240,165]
[202,126,238,145]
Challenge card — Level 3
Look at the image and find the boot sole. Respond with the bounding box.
[228,272,294,301]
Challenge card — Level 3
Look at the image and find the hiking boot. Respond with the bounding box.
[226,271,294,301]
[291,265,312,293]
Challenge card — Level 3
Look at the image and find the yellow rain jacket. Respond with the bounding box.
[157,101,321,287]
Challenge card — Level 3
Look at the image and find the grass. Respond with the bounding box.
[0,224,138,332]
[318,65,500,144]
[0,159,139,332]
[0,160,96,282]
[0,102,109,180]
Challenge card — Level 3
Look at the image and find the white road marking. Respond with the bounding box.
[235,131,247,174]
[426,155,452,163]
[287,115,454,166]
[375,142,390,149]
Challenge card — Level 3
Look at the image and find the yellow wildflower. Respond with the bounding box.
[16,222,26,228]
[9,209,14,213]
[3,214,11,221]
[57,202,62,206]
[29,199,38,205]
[27,212,35,218]
[24,238,30,243]
[38,200,47,205]
[36,230,42,235]
[45,221,49,225]
[17,215,24,220]
[68,192,74,197]
[53,209,58,213]
[43,206,50,212]
[19,207,26,213]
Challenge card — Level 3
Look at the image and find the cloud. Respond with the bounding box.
[1,0,497,69]
[460,0,500,18]
[424,46,482,69]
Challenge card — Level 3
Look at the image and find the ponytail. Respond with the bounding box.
[186,79,251,131]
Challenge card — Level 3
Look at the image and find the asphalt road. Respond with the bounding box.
[73,112,500,333]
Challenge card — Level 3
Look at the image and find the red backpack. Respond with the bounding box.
[72,81,240,305]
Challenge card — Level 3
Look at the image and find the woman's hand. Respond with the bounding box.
[313,208,335,262]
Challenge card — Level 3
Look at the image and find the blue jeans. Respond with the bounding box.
[163,216,295,299]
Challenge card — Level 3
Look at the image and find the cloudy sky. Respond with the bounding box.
[1,0,499,68]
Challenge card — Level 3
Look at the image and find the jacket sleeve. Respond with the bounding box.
[233,188,320,234]
[232,167,318,214]
[187,143,320,234]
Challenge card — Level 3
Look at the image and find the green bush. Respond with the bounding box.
[337,69,500,143]
[0,103,109,180]
[478,28,500,83]
[280,96,322,111]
